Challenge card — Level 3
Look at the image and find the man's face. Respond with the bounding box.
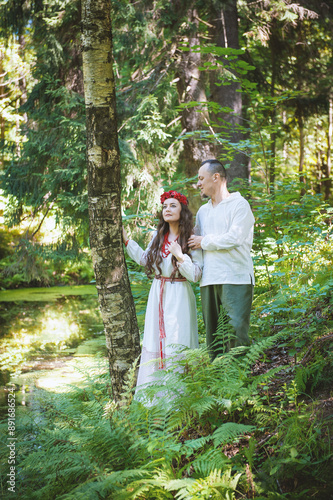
[197,165,216,199]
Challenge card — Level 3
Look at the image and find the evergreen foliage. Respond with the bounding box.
[1,0,333,286]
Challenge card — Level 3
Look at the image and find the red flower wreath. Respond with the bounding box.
[160,190,188,206]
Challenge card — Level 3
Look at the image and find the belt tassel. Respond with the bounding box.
[156,275,186,369]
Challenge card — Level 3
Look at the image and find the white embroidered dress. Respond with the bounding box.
[126,233,202,389]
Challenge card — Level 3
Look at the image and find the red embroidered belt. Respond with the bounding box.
[155,275,187,369]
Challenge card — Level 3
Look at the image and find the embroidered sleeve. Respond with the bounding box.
[177,251,202,282]
[126,231,156,266]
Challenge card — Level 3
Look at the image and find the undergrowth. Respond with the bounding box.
[0,302,332,499]
[0,181,332,498]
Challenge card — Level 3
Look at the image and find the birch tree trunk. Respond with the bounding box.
[81,0,141,401]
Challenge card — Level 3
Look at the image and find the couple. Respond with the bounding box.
[123,159,255,390]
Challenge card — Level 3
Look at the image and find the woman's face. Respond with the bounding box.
[162,198,182,223]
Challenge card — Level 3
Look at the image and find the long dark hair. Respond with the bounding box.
[145,203,194,280]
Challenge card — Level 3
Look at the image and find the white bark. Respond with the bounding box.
[81,0,141,401]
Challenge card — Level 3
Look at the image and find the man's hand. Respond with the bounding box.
[188,235,203,250]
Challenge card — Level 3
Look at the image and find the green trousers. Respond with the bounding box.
[201,283,253,359]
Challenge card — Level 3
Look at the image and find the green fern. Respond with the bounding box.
[163,468,242,500]
[120,354,141,407]
[2,316,330,500]
[211,305,237,356]
[212,422,256,447]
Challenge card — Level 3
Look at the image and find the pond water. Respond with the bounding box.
[0,285,106,416]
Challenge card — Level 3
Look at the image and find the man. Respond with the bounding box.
[188,159,255,358]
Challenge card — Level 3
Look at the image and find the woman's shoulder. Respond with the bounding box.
[143,229,157,241]
[144,229,158,250]
[150,229,158,241]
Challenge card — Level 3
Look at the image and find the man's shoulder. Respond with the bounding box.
[230,192,245,202]
[229,192,252,209]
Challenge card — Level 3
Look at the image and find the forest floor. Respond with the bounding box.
[251,341,333,498]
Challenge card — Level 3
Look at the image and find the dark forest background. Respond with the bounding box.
[0,0,332,289]
[0,1,332,498]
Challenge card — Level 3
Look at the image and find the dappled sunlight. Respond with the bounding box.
[38,308,80,345]
[0,292,104,380]
[33,358,107,393]
[5,309,82,350]
[39,215,63,245]
[0,191,6,225]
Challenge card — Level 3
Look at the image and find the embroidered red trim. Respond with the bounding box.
[161,232,178,258]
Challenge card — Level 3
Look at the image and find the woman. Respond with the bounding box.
[123,190,202,392]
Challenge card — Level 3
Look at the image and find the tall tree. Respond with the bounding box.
[175,5,216,179]
[208,0,250,185]
[0,49,5,167]
[81,0,141,401]
[239,0,331,195]
[1,1,89,248]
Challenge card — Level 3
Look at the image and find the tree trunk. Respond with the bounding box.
[326,93,332,199]
[81,0,141,402]
[0,50,5,168]
[176,7,216,182]
[208,1,250,186]
[297,103,306,195]
[268,21,279,194]
[295,26,306,196]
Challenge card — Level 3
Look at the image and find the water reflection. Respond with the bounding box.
[0,288,104,414]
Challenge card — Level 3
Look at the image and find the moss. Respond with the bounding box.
[0,284,98,302]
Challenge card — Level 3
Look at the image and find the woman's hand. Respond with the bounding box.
[122,226,129,244]
[168,241,184,263]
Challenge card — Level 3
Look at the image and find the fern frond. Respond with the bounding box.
[191,448,230,477]
[59,468,156,500]
[165,468,242,500]
[189,394,218,418]
[120,354,140,407]
[212,422,255,447]
[248,365,286,390]
[181,435,211,456]
[212,306,237,355]
[239,332,284,373]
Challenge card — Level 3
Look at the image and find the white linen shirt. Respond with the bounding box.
[196,192,255,287]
